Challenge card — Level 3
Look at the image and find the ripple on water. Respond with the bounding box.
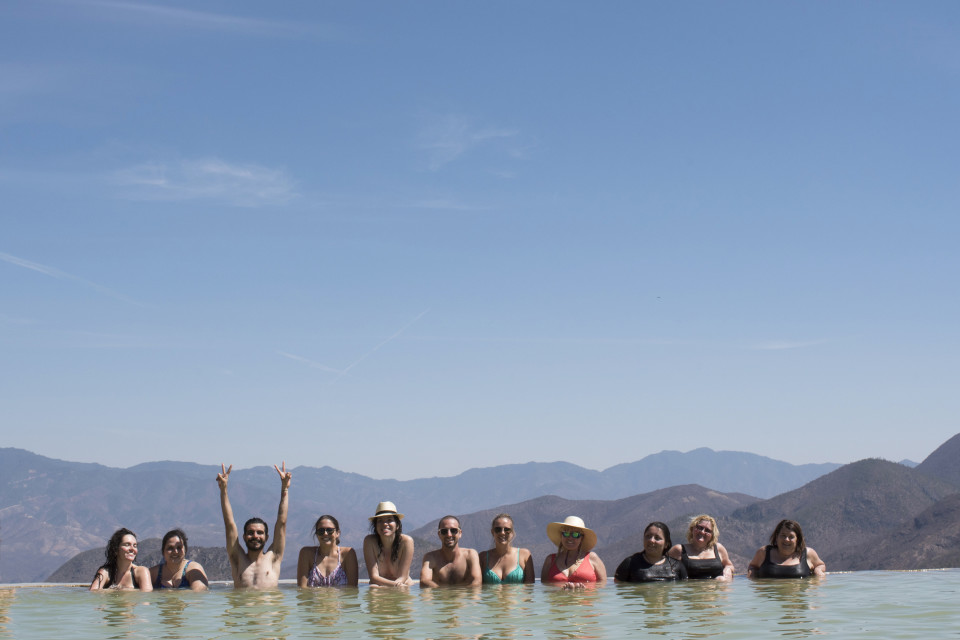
[0,571,958,640]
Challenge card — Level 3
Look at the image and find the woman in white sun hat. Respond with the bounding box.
[541,516,607,586]
[362,501,416,587]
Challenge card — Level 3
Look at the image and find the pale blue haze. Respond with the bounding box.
[1,1,958,477]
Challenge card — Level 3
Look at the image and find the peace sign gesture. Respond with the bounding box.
[275,461,292,490]
[217,463,232,490]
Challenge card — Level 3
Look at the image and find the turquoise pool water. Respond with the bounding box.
[2,571,956,639]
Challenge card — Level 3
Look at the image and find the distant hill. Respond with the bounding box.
[0,446,841,583]
[915,432,960,488]
[719,458,960,571]
[47,539,234,583]
[409,485,759,574]
[836,493,960,570]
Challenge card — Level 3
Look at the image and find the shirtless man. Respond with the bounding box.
[217,462,291,589]
[420,515,482,587]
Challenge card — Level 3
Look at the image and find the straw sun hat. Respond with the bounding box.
[369,501,404,521]
[546,516,597,552]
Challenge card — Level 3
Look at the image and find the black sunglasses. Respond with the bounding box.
[316,527,337,535]
[493,526,512,534]
[439,528,460,535]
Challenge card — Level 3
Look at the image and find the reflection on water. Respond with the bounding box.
[97,592,146,639]
[221,589,290,640]
[542,586,604,640]
[2,572,959,640]
[0,589,14,640]
[364,586,416,640]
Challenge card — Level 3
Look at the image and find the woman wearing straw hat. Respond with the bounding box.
[362,501,416,587]
[541,516,607,586]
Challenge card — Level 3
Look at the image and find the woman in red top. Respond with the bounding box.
[541,516,607,588]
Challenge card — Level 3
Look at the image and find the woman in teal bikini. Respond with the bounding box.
[478,513,535,584]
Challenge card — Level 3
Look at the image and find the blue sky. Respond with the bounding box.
[2,1,958,479]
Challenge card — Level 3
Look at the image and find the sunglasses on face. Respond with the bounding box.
[695,525,713,534]
[316,527,337,535]
[561,530,583,538]
[439,528,460,536]
[493,527,512,534]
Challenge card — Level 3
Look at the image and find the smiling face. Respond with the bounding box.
[376,515,399,539]
[316,518,338,545]
[560,528,583,552]
[492,516,514,546]
[438,517,461,549]
[644,525,667,558]
[692,519,714,548]
[163,536,185,563]
[119,534,138,562]
[776,528,798,555]
[244,523,268,551]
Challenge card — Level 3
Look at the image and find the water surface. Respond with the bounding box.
[2,571,956,639]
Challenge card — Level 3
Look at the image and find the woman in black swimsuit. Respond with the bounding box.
[747,519,826,579]
[149,529,209,590]
[667,514,734,580]
[90,528,153,591]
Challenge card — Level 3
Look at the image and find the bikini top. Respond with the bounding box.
[482,549,525,584]
[154,560,193,589]
[307,546,349,587]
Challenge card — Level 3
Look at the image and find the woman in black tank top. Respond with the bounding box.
[746,519,826,579]
[667,514,734,580]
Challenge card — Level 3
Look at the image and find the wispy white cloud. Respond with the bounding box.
[277,351,342,374]
[62,0,339,39]
[332,309,430,383]
[419,115,519,171]
[112,158,297,207]
[0,251,140,305]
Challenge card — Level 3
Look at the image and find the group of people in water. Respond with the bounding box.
[90,463,826,591]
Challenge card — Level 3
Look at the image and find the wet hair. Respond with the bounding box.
[491,513,513,528]
[314,515,341,545]
[369,515,403,562]
[244,517,269,538]
[644,522,673,551]
[438,515,461,529]
[93,528,137,586]
[686,514,719,545]
[161,529,188,555]
[769,519,806,553]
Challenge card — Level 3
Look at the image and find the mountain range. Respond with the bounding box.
[0,446,838,582]
[6,436,960,583]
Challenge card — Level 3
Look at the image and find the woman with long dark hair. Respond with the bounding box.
[747,519,826,579]
[149,529,209,590]
[362,501,415,587]
[90,528,152,591]
[297,514,358,587]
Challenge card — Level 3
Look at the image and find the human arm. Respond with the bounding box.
[613,555,631,583]
[540,554,555,583]
[343,547,359,587]
[269,462,291,563]
[89,568,110,591]
[588,552,607,585]
[135,565,153,592]
[466,549,482,586]
[185,561,209,591]
[746,547,765,579]
[716,543,734,581]
[806,547,826,577]
[419,552,439,588]
[667,544,683,561]
[521,549,536,584]
[297,546,313,588]
[217,463,242,560]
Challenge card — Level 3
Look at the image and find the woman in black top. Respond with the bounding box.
[747,519,826,579]
[614,521,687,582]
[667,514,734,580]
